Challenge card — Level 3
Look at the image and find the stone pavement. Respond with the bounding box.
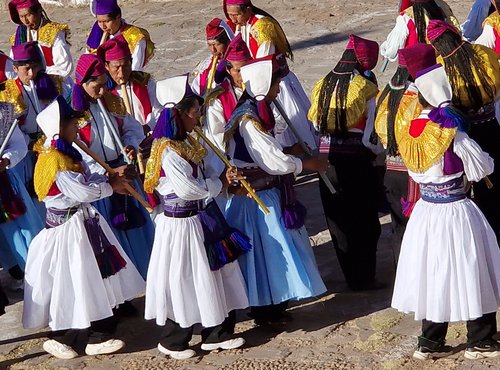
[1,1,500,369]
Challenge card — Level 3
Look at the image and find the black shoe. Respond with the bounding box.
[349,281,387,292]
[413,344,454,360]
[116,301,138,317]
[464,340,500,360]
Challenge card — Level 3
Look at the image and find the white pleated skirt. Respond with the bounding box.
[392,197,500,322]
[144,213,249,328]
[23,207,146,331]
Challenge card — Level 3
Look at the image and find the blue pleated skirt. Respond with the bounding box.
[0,169,44,270]
[225,187,326,306]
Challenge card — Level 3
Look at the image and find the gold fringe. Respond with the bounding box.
[102,91,127,117]
[398,120,457,173]
[309,74,378,134]
[34,147,82,201]
[122,25,155,66]
[0,80,27,115]
[37,22,70,47]
[144,135,207,193]
[251,17,288,56]
[375,90,422,148]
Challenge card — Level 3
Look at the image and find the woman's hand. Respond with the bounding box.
[108,172,132,195]
[302,157,329,173]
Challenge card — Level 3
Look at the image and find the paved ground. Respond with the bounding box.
[1,0,500,369]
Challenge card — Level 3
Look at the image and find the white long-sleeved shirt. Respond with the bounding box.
[228,116,303,177]
[76,102,144,175]
[10,28,73,78]
[44,162,113,209]
[156,147,222,201]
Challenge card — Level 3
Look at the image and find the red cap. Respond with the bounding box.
[8,0,40,25]
[97,34,131,62]
[427,20,460,41]
[346,35,379,71]
[75,54,106,85]
[224,34,251,62]
[399,43,437,79]
[206,18,225,40]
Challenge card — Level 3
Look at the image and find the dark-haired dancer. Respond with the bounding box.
[224,0,318,151]
[86,0,155,71]
[23,96,144,359]
[309,36,385,291]
[392,60,500,361]
[191,18,234,97]
[8,0,73,78]
[380,0,458,64]
[428,19,500,241]
[224,55,327,325]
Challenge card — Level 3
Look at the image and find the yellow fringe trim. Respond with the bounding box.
[251,17,288,56]
[144,135,207,193]
[122,25,155,66]
[398,120,456,173]
[309,74,378,134]
[34,147,82,201]
[10,22,69,47]
[102,91,127,117]
[0,80,26,115]
[375,90,422,148]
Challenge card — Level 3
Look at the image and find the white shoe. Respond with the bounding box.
[43,339,78,359]
[85,339,125,355]
[201,337,245,351]
[157,343,196,360]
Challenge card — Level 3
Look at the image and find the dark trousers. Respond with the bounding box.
[319,156,381,289]
[159,311,236,351]
[249,301,289,322]
[58,315,118,347]
[468,119,500,242]
[384,170,409,261]
[419,312,498,348]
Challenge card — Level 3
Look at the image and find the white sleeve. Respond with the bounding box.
[474,24,497,50]
[453,130,494,182]
[45,31,73,78]
[1,125,27,168]
[362,97,385,155]
[239,117,303,176]
[380,14,410,62]
[131,39,146,71]
[55,170,113,203]
[205,98,227,151]
[256,40,275,58]
[162,149,222,200]
[191,73,202,96]
[121,114,145,149]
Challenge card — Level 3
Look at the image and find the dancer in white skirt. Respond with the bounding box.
[144,75,249,360]
[392,62,500,360]
[23,96,145,359]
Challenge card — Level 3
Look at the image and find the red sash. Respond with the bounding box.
[494,28,500,55]
[248,16,261,58]
[218,80,238,122]
[132,82,152,122]
[41,45,54,66]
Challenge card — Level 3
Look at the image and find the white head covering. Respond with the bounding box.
[240,57,274,101]
[37,98,61,147]
[414,64,453,108]
[156,74,190,108]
